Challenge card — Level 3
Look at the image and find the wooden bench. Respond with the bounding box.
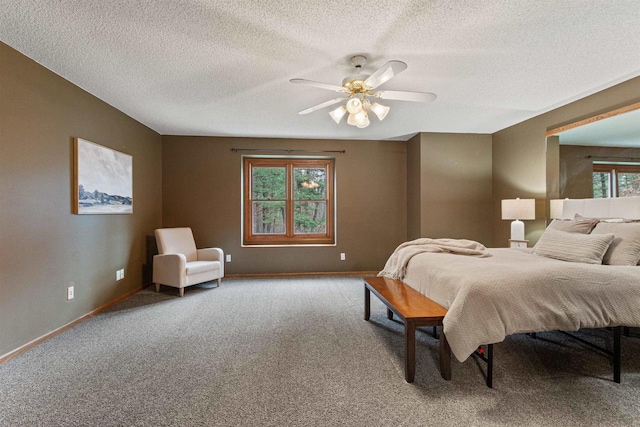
[364,276,451,383]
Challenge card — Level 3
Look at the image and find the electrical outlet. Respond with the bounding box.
[226,254,231,262]
[116,269,124,281]
[121,268,125,279]
[67,286,74,300]
[340,253,346,261]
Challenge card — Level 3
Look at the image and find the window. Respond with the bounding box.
[243,157,335,245]
[593,164,640,198]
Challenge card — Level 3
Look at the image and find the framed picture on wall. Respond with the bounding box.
[73,138,133,214]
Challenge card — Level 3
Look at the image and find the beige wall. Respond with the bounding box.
[161,136,407,274]
[493,77,640,247]
[0,42,163,357]
[560,145,640,198]
[407,133,493,245]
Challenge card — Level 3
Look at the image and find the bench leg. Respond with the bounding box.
[405,320,416,382]
[364,285,370,321]
[387,308,393,320]
[440,330,451,380]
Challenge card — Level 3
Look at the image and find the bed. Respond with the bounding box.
[383,197,640,383]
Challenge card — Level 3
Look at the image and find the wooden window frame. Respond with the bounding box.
[243,157,335,246]
[593,164,640,198]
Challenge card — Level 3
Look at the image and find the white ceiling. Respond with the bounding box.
[1,0,640,141]
[557,108,640,147]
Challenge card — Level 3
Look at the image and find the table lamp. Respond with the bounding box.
[549,198,568,220]
[501,198,535,240]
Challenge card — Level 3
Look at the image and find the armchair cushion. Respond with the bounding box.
[185,261,221,276]
[155,228,198,262]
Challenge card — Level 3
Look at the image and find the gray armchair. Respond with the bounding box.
[153,227,224,297]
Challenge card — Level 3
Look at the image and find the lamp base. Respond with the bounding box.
[510,220,525,241]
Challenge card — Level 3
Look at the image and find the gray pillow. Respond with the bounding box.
[547,218,599,234]
[533,228,614,264]
[574,213,630,223]
[591,222,640,266]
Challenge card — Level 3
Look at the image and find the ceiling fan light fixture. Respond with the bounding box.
[291,55,436,130]
[346,98,363,114]
[370,102,390,121]
[329,105,347,124]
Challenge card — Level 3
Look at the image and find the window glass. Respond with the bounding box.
[252,201,286,234]
[592,171,611,198]
[252,167,286,200]
[617,172,640,197]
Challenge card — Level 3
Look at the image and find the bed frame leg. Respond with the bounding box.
[364,285,370,321]
[439,331,451,380]
[614,326,621,384]
[487,344,494,388]
[387,308,394,320]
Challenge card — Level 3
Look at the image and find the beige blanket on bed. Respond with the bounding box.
[378,238,491,280]
[402,248,640,362]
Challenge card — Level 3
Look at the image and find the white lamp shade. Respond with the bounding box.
[346,98,363,114]
[369,102,390,121]
[347,111,368,127]
[356,112,370,128]
[501,198,535,220]
[549,199,567,219]
[329,106,347,124]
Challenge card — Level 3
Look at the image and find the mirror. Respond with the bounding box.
[546,103,640,219]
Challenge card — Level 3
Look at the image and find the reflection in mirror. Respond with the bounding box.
[546,103,640,221]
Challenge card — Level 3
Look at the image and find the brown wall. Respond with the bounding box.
[406,134,422,240]
[407,133,493,245]
[493,76,640,247]
[560,145,640,199]
[0,42,163,357]
[161,136,407,274]
[546,136,560,201]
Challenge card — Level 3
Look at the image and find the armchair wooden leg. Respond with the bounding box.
[155,283,160,293]
[217,278,221,287]
[179,288,185,297]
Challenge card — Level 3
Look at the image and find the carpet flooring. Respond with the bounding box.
[1,277,639,426]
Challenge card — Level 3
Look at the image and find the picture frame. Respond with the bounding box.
[73,138,133,214]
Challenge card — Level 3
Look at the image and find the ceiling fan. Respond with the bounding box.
[290,55,437,128]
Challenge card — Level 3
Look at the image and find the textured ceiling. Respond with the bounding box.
[1,0,640,141]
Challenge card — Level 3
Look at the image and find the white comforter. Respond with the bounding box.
[402,248,640,362]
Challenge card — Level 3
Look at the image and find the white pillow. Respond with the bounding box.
[533,228,614,264]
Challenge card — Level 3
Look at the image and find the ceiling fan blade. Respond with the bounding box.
[298,98,346,115]
[363,61,407,89]
[290,79,346,92]
[375,90,437,103]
